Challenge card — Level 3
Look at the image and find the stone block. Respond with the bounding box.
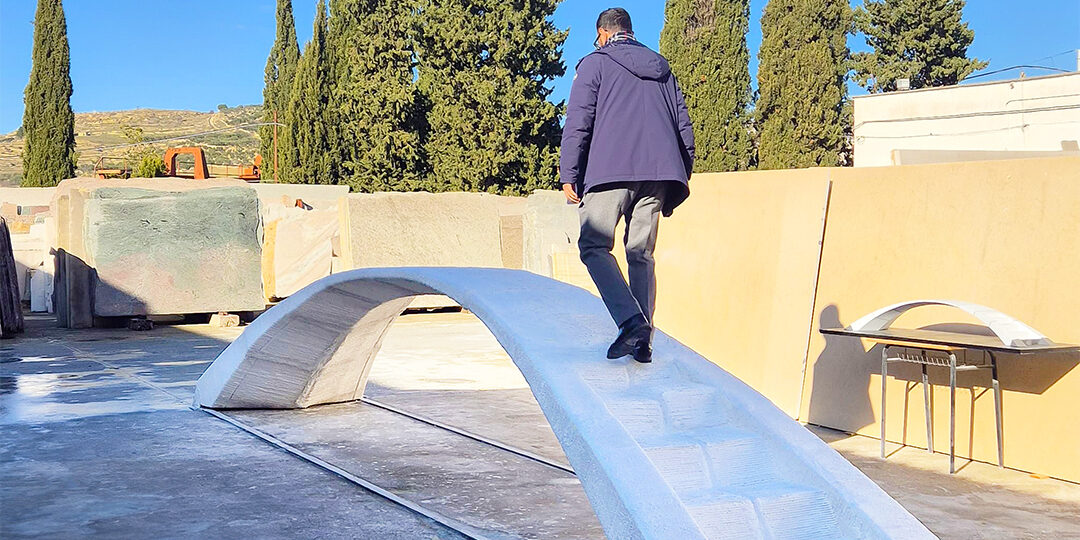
[127,318,153,331]
[29,267,49,313]
[521,190,626,291]
[209,312,240,327]
[522,190,579,277]
[261,205,338,299]
[51,178,264,323]
[341,192,506,269]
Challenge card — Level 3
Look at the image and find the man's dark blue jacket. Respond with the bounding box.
[559,39,695,216]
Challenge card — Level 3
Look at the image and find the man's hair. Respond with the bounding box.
[596,8,632,32]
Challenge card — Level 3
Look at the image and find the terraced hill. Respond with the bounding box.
[0,105,263,186]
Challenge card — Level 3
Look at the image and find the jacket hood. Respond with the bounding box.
[594,41,670,81]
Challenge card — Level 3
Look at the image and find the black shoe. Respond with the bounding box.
[632,341,652,363]
[607,314,652,359]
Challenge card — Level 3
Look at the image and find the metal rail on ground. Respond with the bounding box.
[64,342,500,540]
[199,407,496,540]
[360,396,576,476]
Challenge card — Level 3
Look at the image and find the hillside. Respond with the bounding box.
[0,105,263,186]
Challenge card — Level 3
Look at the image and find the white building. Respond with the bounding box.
[852,71,1080,167]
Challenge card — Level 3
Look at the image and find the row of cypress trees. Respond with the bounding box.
[260,0,564,194]
[18,0,983,187]
[661,0,984,170]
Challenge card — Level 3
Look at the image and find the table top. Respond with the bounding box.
[820,327,1080,354]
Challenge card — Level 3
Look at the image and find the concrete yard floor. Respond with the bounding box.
[3,310,1079,539]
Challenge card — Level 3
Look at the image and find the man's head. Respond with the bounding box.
[595,8,632,49]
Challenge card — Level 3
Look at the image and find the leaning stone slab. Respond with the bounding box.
[0,218,25,337]
[195,267,935,540]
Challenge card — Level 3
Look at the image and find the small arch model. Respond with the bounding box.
[848,300,1052,347]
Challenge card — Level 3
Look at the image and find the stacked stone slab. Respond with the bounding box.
[247,184,348,301]
[1,188,55,304]
[51,178,264,327]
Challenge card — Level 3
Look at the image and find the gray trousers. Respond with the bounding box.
[577,181,666,328]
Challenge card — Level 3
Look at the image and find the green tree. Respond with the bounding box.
[756,0,851,169]
[134,154,166,178]
[21,0,76,187]
[414,0,566,195]
[329,0,423,191]
[852,0,986,92]
[259,0,300,182]
[660,0,754,172]
[282,0,335,184]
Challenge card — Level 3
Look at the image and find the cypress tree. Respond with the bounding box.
[852,0,986,92]
[21,0,76,187]
[756,0,851,169]
[259,0,300,182]
[283,0,335,184]
[659,0,753,172]
[415,0,566,195]
[329,0,423,192]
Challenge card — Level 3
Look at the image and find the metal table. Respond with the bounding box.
[820,300,1078,474]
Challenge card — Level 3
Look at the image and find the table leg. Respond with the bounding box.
[949,352,957,474]
[922,363,933,453]
[991,352,1004,468]
[881,346,888,459]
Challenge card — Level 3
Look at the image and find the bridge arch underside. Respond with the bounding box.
[194,268,933,540]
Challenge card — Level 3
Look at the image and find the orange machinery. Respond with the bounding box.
[163,147,261,181]
[163,147,210,179]
[94,147,261,181]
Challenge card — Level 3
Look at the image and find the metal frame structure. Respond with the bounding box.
[879,345,1003,474]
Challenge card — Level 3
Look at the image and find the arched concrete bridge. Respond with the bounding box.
[194,268,934,540]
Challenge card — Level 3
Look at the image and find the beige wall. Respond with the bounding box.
[853,72,1080,167]
[642,157,1080,482]
[652,170,830,416]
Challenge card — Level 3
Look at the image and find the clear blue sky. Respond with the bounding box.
[1,0,1078,133]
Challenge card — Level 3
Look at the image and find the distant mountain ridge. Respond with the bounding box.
[0,105,263,186]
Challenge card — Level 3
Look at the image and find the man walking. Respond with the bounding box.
[560,8,695,364]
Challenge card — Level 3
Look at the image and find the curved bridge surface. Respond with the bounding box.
[194,268,933,540]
